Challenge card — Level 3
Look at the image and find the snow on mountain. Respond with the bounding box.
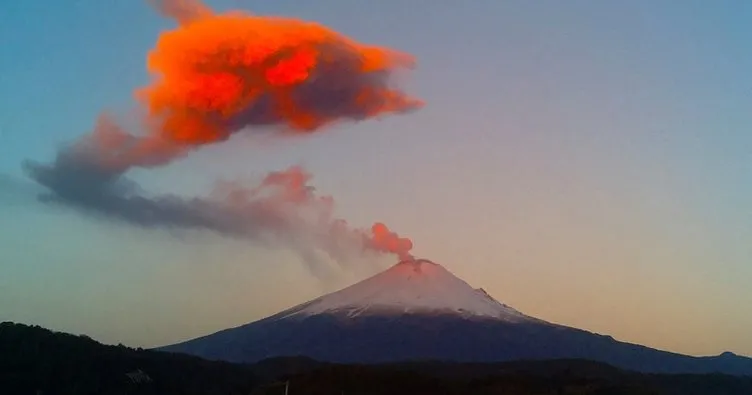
[276,258,541,323]
[159,257,752,375]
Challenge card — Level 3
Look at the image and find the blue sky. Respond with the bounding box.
[1,0,751,356]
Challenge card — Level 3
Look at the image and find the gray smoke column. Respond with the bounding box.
[23,118,414,269]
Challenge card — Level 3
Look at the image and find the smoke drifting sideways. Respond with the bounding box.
[23,0,419,272]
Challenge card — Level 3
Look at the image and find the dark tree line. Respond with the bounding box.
[0,322,258,395]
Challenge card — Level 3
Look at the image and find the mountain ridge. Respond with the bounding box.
[159,258,752,375]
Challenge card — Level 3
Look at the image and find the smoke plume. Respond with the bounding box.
[23,0,419,270]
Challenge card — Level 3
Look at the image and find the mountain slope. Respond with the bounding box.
[160,259,752,375]
[277,259,540,322]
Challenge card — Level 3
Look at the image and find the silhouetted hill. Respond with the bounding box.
[2,322,751,395]
[0,322,258,395]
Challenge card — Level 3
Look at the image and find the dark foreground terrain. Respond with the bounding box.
[2,322,751,395]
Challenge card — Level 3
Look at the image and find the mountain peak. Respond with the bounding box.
[160,258,752,375]
[381,258,447,280]
[278,258,540,323]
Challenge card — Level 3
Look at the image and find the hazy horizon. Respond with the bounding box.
[1,0,750,357]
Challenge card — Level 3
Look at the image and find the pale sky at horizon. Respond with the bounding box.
[1,0,751,357]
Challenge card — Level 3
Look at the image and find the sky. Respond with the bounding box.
[1,0,751,357]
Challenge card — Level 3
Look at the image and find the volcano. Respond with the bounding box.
[160,259,752,375]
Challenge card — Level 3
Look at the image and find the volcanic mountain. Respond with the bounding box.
[160,259,752,375]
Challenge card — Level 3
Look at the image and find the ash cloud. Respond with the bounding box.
[22,0,419,272]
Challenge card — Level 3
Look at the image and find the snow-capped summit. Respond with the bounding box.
[278,258,538,322]
[159,257,752,375]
